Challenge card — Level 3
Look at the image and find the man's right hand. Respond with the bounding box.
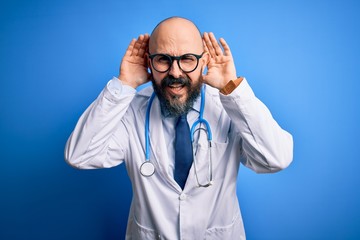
[118,34,150,88]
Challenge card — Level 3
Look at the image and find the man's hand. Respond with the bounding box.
[119,34,150,88]
[202,32,237,90]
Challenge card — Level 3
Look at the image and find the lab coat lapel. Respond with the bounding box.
[148,97,180,191]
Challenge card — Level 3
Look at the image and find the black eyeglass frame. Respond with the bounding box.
[148,52,205,73]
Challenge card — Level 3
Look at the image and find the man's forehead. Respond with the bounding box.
[150,17,201,37]
[149,18,203,53]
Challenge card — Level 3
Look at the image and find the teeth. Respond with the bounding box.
[169,83,183,88]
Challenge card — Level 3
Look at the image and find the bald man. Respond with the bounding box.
[65,17,293,239]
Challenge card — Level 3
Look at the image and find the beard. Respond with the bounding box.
[152,75,201,118]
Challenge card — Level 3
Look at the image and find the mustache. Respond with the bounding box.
[161,76,191,88]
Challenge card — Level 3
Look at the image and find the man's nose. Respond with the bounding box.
[168,60,182,78]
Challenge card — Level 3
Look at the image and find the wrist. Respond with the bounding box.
[118,75,138,89]
[219,77,244,95]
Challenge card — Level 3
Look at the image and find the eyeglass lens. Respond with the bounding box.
[151,54,200,73]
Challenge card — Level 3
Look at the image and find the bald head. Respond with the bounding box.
[149,17,204,55]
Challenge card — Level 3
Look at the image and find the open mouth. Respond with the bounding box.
[166,83,186,96]
[159,76,190,99]
[168,83,185,89]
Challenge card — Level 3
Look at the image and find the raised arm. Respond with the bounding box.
[65,34,150,169]
[203,32,293,173]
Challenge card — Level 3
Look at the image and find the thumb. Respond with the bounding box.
[202,73,214,87]
[202,73,211,86]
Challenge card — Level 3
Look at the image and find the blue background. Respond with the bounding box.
[1,0,359,239]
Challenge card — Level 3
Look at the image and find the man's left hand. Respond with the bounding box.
[202,32,237,90]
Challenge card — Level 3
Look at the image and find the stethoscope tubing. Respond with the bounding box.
[145,93,156,161]
[143,84,213,185]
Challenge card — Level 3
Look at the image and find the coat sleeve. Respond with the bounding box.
[64,78,136,169]
[220,78,293,173]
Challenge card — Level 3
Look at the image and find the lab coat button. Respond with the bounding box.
[179,193,187,200]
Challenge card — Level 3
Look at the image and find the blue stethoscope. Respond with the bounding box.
[140,85,214,187]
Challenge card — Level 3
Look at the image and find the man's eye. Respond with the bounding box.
[157,56,170,63]
[181,55,196,62]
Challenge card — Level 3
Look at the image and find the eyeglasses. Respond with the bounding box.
[148,52,204,73]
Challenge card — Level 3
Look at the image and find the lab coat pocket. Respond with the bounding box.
[194,140,229,182]
[204,213,244,240]
[132,215,161,240]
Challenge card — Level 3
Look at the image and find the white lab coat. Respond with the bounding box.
[65,78,293,240]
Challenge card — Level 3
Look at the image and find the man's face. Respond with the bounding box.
[148,22,206,117]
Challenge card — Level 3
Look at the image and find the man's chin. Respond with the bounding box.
[165,88,188,104]
[166,93,187,107]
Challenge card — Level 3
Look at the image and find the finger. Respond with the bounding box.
[137,34,150,57]
[219,38,232,57]
[209,32,223,56]
[125,38,136,57]
[131,34,144,56]
[203,39,209,55]
[203,32,216,59]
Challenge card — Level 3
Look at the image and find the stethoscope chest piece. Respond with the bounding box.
[140,161,155,177]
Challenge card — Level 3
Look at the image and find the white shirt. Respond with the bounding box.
[65,77,293,239]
